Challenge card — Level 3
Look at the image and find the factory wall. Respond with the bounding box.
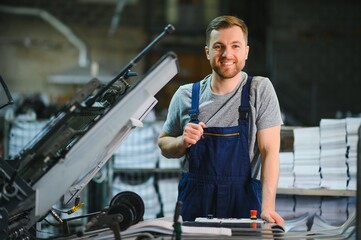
[1,0,360,125]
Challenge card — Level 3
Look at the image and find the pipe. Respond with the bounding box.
[109,0,128,35]
[0,5,90,67]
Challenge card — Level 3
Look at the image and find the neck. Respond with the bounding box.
[210,73,242,95]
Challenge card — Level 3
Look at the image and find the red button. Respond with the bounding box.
[250,210,257,219]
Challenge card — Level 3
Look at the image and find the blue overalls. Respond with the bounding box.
[178,76,262,221]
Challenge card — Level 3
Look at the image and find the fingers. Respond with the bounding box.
[261,211,285,227]
[261,212,274,223]
[183,122,206,147]
[199,122,207,128]
[273,213,285,227]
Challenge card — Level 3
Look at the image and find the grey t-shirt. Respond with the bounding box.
[162,71,283,174]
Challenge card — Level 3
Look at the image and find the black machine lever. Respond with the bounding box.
[85,24,175,107]
[173,201,183,240]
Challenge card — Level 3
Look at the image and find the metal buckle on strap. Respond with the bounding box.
[189,112,199,123]
[238,107,249,121]
[239,111,248,121]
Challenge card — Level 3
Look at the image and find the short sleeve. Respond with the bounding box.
[161,84,193,137]
[253,77,283,130]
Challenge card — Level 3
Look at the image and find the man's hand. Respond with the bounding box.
[261,209,285,227]
[183,122,207,147]
[158,122,207,159]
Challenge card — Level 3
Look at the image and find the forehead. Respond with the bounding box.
[209,26,246,45]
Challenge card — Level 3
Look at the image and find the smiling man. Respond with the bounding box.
[158,15,284,226]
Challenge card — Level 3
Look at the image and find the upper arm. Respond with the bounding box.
[257,125,281,157]
[158,130,169,139]
[257,125,281,186]
[157,130,171,148]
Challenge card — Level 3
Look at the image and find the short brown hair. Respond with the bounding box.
[206,15,248,46]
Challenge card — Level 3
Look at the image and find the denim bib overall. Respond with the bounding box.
[178,76,262,221]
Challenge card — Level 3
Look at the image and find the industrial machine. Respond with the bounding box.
[0,24,179,239]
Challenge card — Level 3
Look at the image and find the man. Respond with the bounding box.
[158,15,284,226]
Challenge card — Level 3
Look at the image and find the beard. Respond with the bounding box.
[211,59,245,79]
[213,65,239,79]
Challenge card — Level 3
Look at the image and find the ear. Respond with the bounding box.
[204,46,210,60]
[245,45,250,60]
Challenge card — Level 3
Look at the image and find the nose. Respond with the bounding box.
[221,46,231,57]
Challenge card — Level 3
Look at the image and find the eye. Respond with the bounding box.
[213,44,222,50]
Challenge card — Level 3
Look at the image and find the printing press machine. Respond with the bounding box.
[0,23,359,240]
[0,24,180,239]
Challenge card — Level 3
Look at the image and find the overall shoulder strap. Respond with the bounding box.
[188,82,200,123]
[239,76,253,122]
[241,76,261,178]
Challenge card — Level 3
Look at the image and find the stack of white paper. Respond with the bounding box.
[158,178,179,217]
[276,195,296,219]
[278,152,295,188]
[345,117,361,190]
[293,127,321,188]
[320,197,349,226]
[294,196,321,217]
[319,119,348,189]
[113,123,159,169]
[311,213,356,239]
[158,153,183,169]
[284,212,309,232]
[152,121,183,169]
[347,197,356,218]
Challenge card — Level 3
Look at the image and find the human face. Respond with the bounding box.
[205,26,249,80]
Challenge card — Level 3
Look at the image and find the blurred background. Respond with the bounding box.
[0,1,360,237]
[0,0,360,126]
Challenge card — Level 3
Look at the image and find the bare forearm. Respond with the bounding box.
[257,126,281,215]
[257,126,284,225]
[158,122,206,159]
[261,153,280,212]
[260,152,284,225]
[158,135,188,158]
